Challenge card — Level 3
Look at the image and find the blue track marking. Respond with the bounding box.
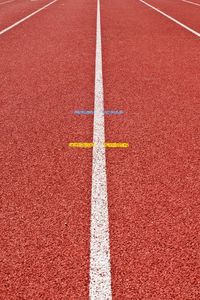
[74,110,124,115]
[104,110,123,115]
[74,110,94,115]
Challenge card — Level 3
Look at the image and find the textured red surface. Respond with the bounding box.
[0,0,55,31]
[1,0,200,299]
[0,0,96,298]
[101,0,200,298]
[142,0,200,33]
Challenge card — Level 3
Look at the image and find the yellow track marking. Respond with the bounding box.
[69,142,94,148]
[104,142,129,148]
[69,142,129,148]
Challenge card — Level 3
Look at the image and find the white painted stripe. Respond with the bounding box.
[0,0,15,5]
[89,0,112,299]
[139,0,200,37]
[0,0,57,36]
[182,0,200,7]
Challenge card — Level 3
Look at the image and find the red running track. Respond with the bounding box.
[102,0,200,298]
[0,0,96,298]
[141,0,200,33]
[1,0,200,299]
[0,0,56,30]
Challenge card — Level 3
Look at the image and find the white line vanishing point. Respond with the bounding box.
[89,0,112,299]
[139,0,200,37]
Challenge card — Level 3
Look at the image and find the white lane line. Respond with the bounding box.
[139,0,200,37]
[89,0,112,299]
[182,0,200,7]
[0,0,15,5]
[0,0,57,36]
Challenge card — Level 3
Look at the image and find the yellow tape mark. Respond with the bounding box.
[69,142,129,148]
[69,142,94,148]
[105,142,129,148]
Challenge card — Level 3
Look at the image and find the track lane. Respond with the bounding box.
[0,0,16,6]
[0,0,58,31]
[181,0,200,6]
[101,0,200,298]
[180,0,200,4]
[140,0,200,33]
[0,0,96,298]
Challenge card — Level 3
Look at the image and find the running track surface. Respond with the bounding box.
[0,0,199,299]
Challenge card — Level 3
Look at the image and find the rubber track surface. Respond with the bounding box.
[0,0,96,298]
[1,0,200,299]
[143,0,200,33]
[0,0,54,30]
[101,0,200,298]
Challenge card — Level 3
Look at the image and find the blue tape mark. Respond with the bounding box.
[74,110,124,115]
[104,110,124,115]
[74,110,94,115]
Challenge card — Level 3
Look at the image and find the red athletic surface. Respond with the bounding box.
[102,0,199,298]
[1,0,96,298]
[189,0,200,3]
[143,0,200,33]
[1,0,200,299]
[0,0,56,31]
